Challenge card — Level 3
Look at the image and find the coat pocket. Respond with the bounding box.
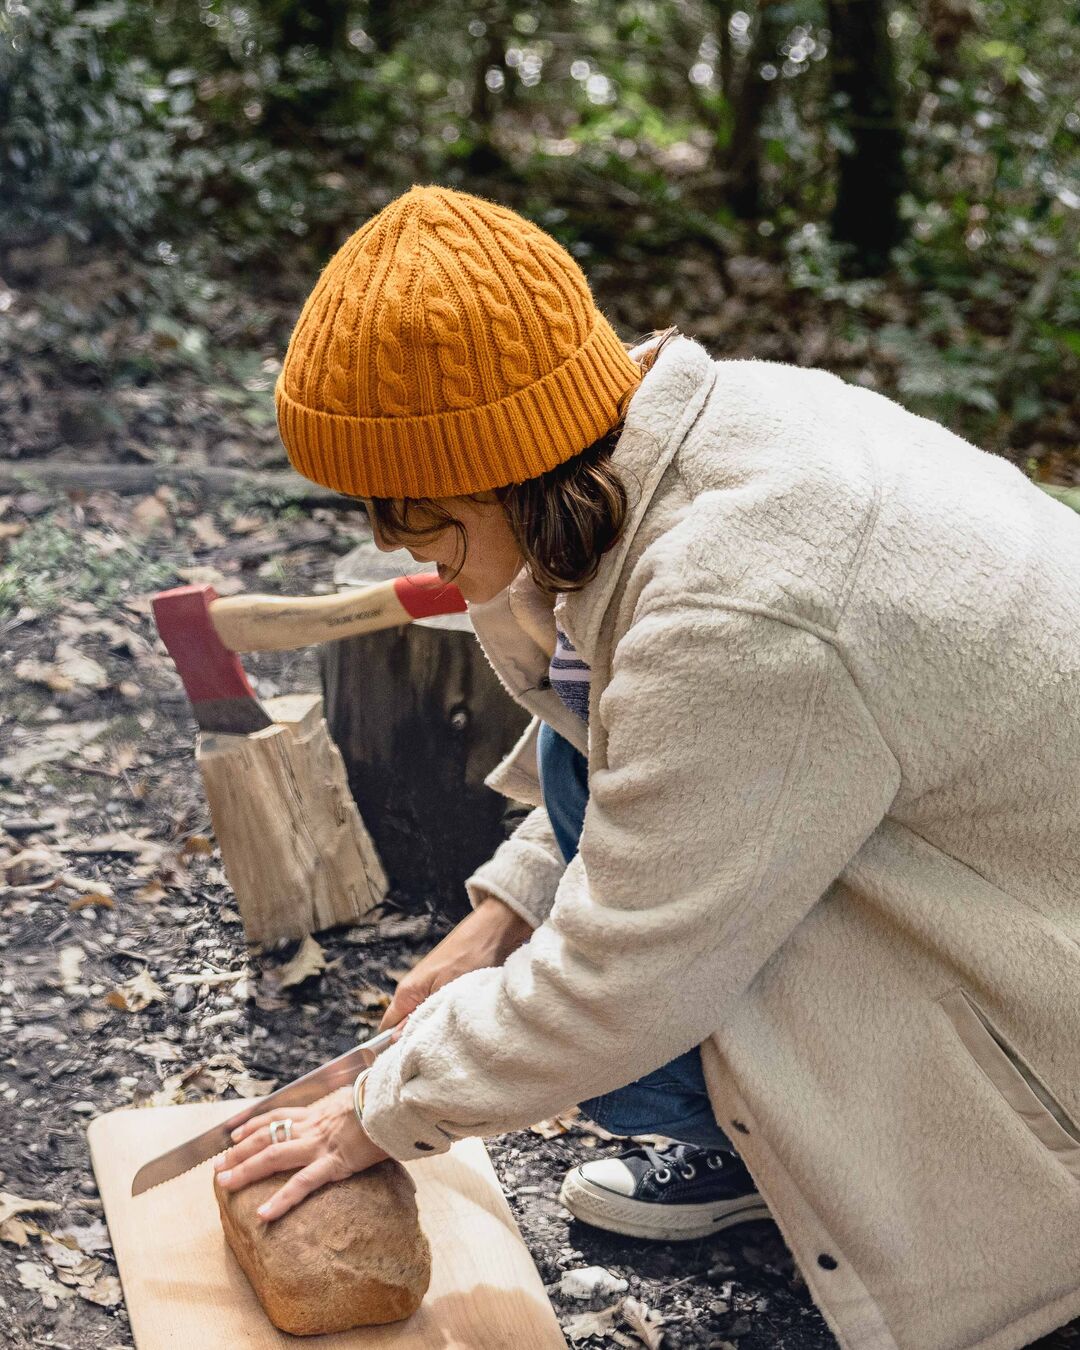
[938,986,1080,1182]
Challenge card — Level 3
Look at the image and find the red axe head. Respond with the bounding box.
[152,585,273,736]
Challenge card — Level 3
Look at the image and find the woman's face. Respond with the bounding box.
[366,493,524,604]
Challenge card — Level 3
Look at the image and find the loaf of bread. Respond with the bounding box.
[214,1160,432,1336]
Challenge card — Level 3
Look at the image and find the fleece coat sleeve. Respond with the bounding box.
[463,804,567,930]
[359,603,902,1160]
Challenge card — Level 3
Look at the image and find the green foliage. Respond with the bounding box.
[0,0,1073,454]
[0,515,174,617]
[0,0,387,259]
[0,0,177,244]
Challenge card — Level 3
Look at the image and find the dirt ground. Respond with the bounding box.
[0,481,840,1350]
[6,490,1080,1350]
[2,233,1078,1348]
[0,480,837,1344]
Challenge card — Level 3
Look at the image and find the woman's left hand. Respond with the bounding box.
[213,1084,390,1222]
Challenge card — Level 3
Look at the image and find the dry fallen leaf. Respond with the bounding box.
[230,512,263,534]
[56,612,147,657]
[104,968,166,1012]
[68,892,115,912]
[52,1218,110,1254]
[144,1063,207,1109]
[564,1302,622,1343]
[0,1215,51,1247]
[621,1297,665,1350]
[531,1106,616,1143]
[58,945,86,994]
[190,513,227,549]
[131,494,173,536]
[174,563,237,591]
[168,968,249,987]
[1,845,65,886]
[54,642,109,689]
[15,643,108,692]
[14,658,74,693]
[560,1266,629,1300]
[530,1114,573,1140]
[275,934,326,989]
[78,1273,123,1307]
[61,872,115,898]
[0,1192,62,1227]
[132,1039,185,1063]
[350,987,391,1010]
[73,830,165,864]
[344,914,432,944]
[572,1117,619,1142]
[42,1234,97,1273]
[108,743,137,774]
[17,1260,75,1309]
[0,720,109,777]
[145,1054,277,1107]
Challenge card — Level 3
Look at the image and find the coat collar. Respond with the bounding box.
[555,332,718,663]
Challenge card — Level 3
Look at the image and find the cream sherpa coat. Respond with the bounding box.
[361,332,1080,1350]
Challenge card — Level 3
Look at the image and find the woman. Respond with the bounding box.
[215,184,1080,1350]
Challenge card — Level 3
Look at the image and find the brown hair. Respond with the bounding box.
[364,325,682,594]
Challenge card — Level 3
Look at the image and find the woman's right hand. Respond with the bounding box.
[377,895,534,1038]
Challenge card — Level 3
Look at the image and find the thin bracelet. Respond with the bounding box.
[352,1066,372,1128]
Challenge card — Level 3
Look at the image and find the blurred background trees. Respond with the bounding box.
[0,0,1076,475]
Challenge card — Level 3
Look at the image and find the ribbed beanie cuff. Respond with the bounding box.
[277,311,641,498]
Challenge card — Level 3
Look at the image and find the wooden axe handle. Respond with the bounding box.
[208,574,466,653]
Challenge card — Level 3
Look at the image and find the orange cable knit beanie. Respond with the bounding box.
[274,183,643,498]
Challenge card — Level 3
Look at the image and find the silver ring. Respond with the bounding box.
[269,1118,293,1145]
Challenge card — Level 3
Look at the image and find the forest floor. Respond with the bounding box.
[2,226,1078,1350]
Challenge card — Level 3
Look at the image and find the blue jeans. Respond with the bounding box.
[536,720,734,1151]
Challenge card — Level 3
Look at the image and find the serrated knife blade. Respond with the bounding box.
[129,1026,396,1196]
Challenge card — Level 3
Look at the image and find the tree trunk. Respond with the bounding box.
[826,0,908,275]
[260,0,353,138]
[320,544,532,920]
[727,0,785,219]
[717,0,734,103]
[367,0,404,55]
[699,0,735,154]
[465,2,514,176]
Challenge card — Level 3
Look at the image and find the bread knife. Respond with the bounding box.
[129,1026,396,1196]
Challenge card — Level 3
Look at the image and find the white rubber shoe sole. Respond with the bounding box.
[558,1169,773,1241]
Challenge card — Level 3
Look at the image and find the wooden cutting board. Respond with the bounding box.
[88,1101,567,1348]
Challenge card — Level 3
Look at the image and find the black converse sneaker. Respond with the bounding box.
[558,1141,772,1241]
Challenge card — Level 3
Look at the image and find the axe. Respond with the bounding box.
[152,573,467,735]
[149,572,468,944]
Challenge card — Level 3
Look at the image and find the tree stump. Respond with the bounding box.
[320,544,531,920]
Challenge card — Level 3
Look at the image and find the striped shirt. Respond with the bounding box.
[548,624,591,722]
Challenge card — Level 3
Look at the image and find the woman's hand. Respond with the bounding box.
[378,895,533,1036]
[213,1085,389,1222]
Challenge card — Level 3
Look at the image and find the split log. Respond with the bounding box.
[320,545,531,920]
[197,692,387,945]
